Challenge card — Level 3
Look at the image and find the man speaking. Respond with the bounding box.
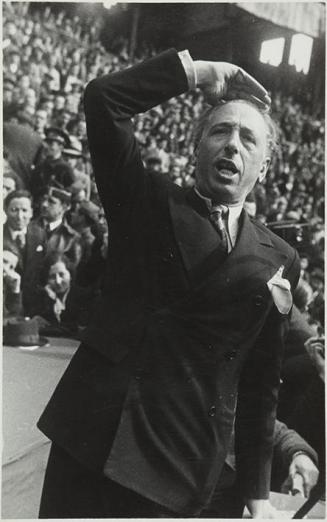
[38,49,300,518]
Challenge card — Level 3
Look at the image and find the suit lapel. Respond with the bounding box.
[224,210,288,282]
[168,187,222,280]
[169,187,289,290]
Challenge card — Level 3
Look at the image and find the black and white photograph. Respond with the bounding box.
[2,1,325,518]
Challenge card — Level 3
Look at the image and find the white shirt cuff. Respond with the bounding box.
[178,50,197,90]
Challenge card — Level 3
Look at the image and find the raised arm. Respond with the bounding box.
[83,49,271,220]
[83,49,189,218]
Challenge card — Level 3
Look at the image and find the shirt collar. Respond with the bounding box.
[194,187,243,223]
[8,226,27,239]
[48,218,63,231]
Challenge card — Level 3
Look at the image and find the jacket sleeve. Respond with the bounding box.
[273,420,318,470]
[83,49,189,220]
[235,247,301,499]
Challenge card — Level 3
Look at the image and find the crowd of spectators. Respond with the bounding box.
[2,0,325,499]
[3,2,324,331]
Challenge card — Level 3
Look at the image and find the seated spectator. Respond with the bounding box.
[293,278,314,314]
[286,334,325,490]
[3,189,46,316]
[271,419,319,497]
[32,253,76,336]
[204,418,319,518]
[278,305,317,422]
[38,186,82,267]
[69,200,100,264]
[3,242,23,320]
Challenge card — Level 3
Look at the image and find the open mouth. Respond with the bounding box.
[215,158,239,176]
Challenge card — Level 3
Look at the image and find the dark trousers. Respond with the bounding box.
[39,444,244,518]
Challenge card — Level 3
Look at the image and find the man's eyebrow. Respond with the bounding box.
[209,121,257,135]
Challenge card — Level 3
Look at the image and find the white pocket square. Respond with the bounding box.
[36,245,43,252]
[267,265,292,314]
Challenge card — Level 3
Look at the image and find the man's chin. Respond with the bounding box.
[207,182,239,205]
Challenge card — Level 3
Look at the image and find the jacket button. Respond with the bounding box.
[224,349,237,361]
[208,405,216,417]
[254,294,264,307]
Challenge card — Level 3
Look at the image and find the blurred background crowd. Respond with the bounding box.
[2,2,325,490]
[3,2,324,335]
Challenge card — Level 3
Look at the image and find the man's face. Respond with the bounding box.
[44,101,54,115]
[54,96,65,110]
[3,177,16,199]
[40,194,66,222]
[3,250,19,276]
[195,101,270,205]
[47,261,71,295]
[6,197,33,230]
[46,139,63,159]
[35,110,47,131]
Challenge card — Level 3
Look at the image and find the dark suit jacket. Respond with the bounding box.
[38,49,300,514]
[3,221,46,316]
[38,218,82,268]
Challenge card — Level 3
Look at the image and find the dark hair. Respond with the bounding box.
[193,99,279,156]
[41,253,76,286]
[4,189,33,209]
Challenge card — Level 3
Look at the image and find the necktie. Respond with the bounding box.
[15,232,26,250]
[209,205,229,253]
[46,223,53,238]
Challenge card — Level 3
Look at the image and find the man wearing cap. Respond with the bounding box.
[38,186,82,268]
[63,136,91,199]
[38,51,300,518]
[31,127,75,205]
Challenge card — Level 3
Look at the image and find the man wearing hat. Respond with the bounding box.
[31,127,75,204]
[38,186,82,268]
[64,136,91,199]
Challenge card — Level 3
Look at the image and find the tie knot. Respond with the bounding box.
[15,232,26,248]
[210,204,228,217]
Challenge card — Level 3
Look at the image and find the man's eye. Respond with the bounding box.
[242,133,256,144]
[211,128,225,136]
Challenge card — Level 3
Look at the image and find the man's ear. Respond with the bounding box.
[258,157,270,183]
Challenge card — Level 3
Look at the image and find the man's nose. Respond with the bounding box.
[224,130,240,155]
